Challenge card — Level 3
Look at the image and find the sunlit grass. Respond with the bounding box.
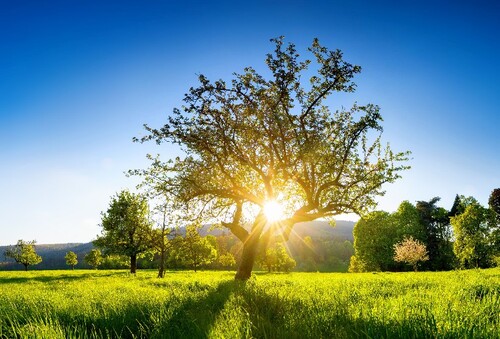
[0,269,498,338]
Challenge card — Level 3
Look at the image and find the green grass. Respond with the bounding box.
[0,269,499,338]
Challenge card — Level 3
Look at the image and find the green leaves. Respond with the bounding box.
[4,240,42,270]
[95,190,154,272]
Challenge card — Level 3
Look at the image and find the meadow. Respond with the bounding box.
[0,269,498,338]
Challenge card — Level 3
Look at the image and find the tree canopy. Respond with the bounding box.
[135,37,410,279]
[65,251,78,270]
[4,240,42,271]
[94,190,154,274]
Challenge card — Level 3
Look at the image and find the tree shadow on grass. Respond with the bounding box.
[156,280,240,338]
[53,279,240,339]
[0,271,125,284]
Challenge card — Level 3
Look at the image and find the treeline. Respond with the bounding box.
[350,190,500,272]
[1,220,355,273]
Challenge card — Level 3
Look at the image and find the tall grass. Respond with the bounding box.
[0,269,498,338]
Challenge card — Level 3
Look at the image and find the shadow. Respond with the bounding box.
[158,279,241,338]
[0,270,126,284]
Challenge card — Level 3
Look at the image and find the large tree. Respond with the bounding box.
[136,37,410,280]
[4,240,42,271]
[94,190,154,273]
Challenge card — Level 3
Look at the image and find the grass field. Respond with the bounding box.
[0,269,499,338]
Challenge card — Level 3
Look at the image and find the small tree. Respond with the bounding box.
[178,226,217,272]
[275,243,296,272]
[85,249,103,269]
[94,190,154,274]
[65,251,78,270]
[4,240,42,271]
[260,247,278,272]
[393,236,429,271]
[218,252,236,269]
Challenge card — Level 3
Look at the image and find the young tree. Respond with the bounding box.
[275,243,296,272]
[218,252,236,269]
[134,37,410,280]
[260,247,278,272]
[151,201,180,278]
[94,190,154,274]
[4,240,42,271]
[393,236,429,271]
[85,249,103,269]
[178,226,217,272]
[65,251,78,270]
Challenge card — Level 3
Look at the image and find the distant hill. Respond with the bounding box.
[199,220,354,242]
[0,220,354,271]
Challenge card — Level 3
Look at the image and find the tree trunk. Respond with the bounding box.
[24,264,28,271]
[158,249,165,278]
[235,213,266,281]
[235,237,260,280]
[130,254,137,274]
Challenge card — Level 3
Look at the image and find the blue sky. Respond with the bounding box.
[1,1,499,245]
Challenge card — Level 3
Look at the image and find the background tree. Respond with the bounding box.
[351,211,396,271]
[85,249,103,269]
[217,252,236,269]
[488,189,500,258]
[275,243,296,272]
[135,37,410,280]
[65,251,78,270]
[94,190,154,274]
[450,200,494,268]
[489,189,500,217]
[177,226,217,272]
[393,236,429,271]
[415,197,454,270]
[259,247,278,272]
[150,200,180,278]
[4,240,42,271]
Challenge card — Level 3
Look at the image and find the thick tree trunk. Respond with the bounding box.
[24,264,28,271]
[130,254,137,274]
[235,239,259,280]
[235,213,267,280]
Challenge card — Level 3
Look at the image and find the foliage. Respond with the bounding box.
[489,188,500,216]
[451,201,497,268]
[177,226,217,272]
[134,37,410,280]
[84,249,103,269]
[353,199,457,272]
[352,210,396,271]
[64,251,78,270]
[0,269,499,338]
[259,243,296,272]
[217,253,236,269]
[94,190,154,274]
[393,236,429,271]
[3,240,42,271]
[415,197,455,270]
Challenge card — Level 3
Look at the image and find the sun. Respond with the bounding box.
[263,200,284,223]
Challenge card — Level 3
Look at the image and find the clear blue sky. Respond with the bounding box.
[1,0,499,245]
